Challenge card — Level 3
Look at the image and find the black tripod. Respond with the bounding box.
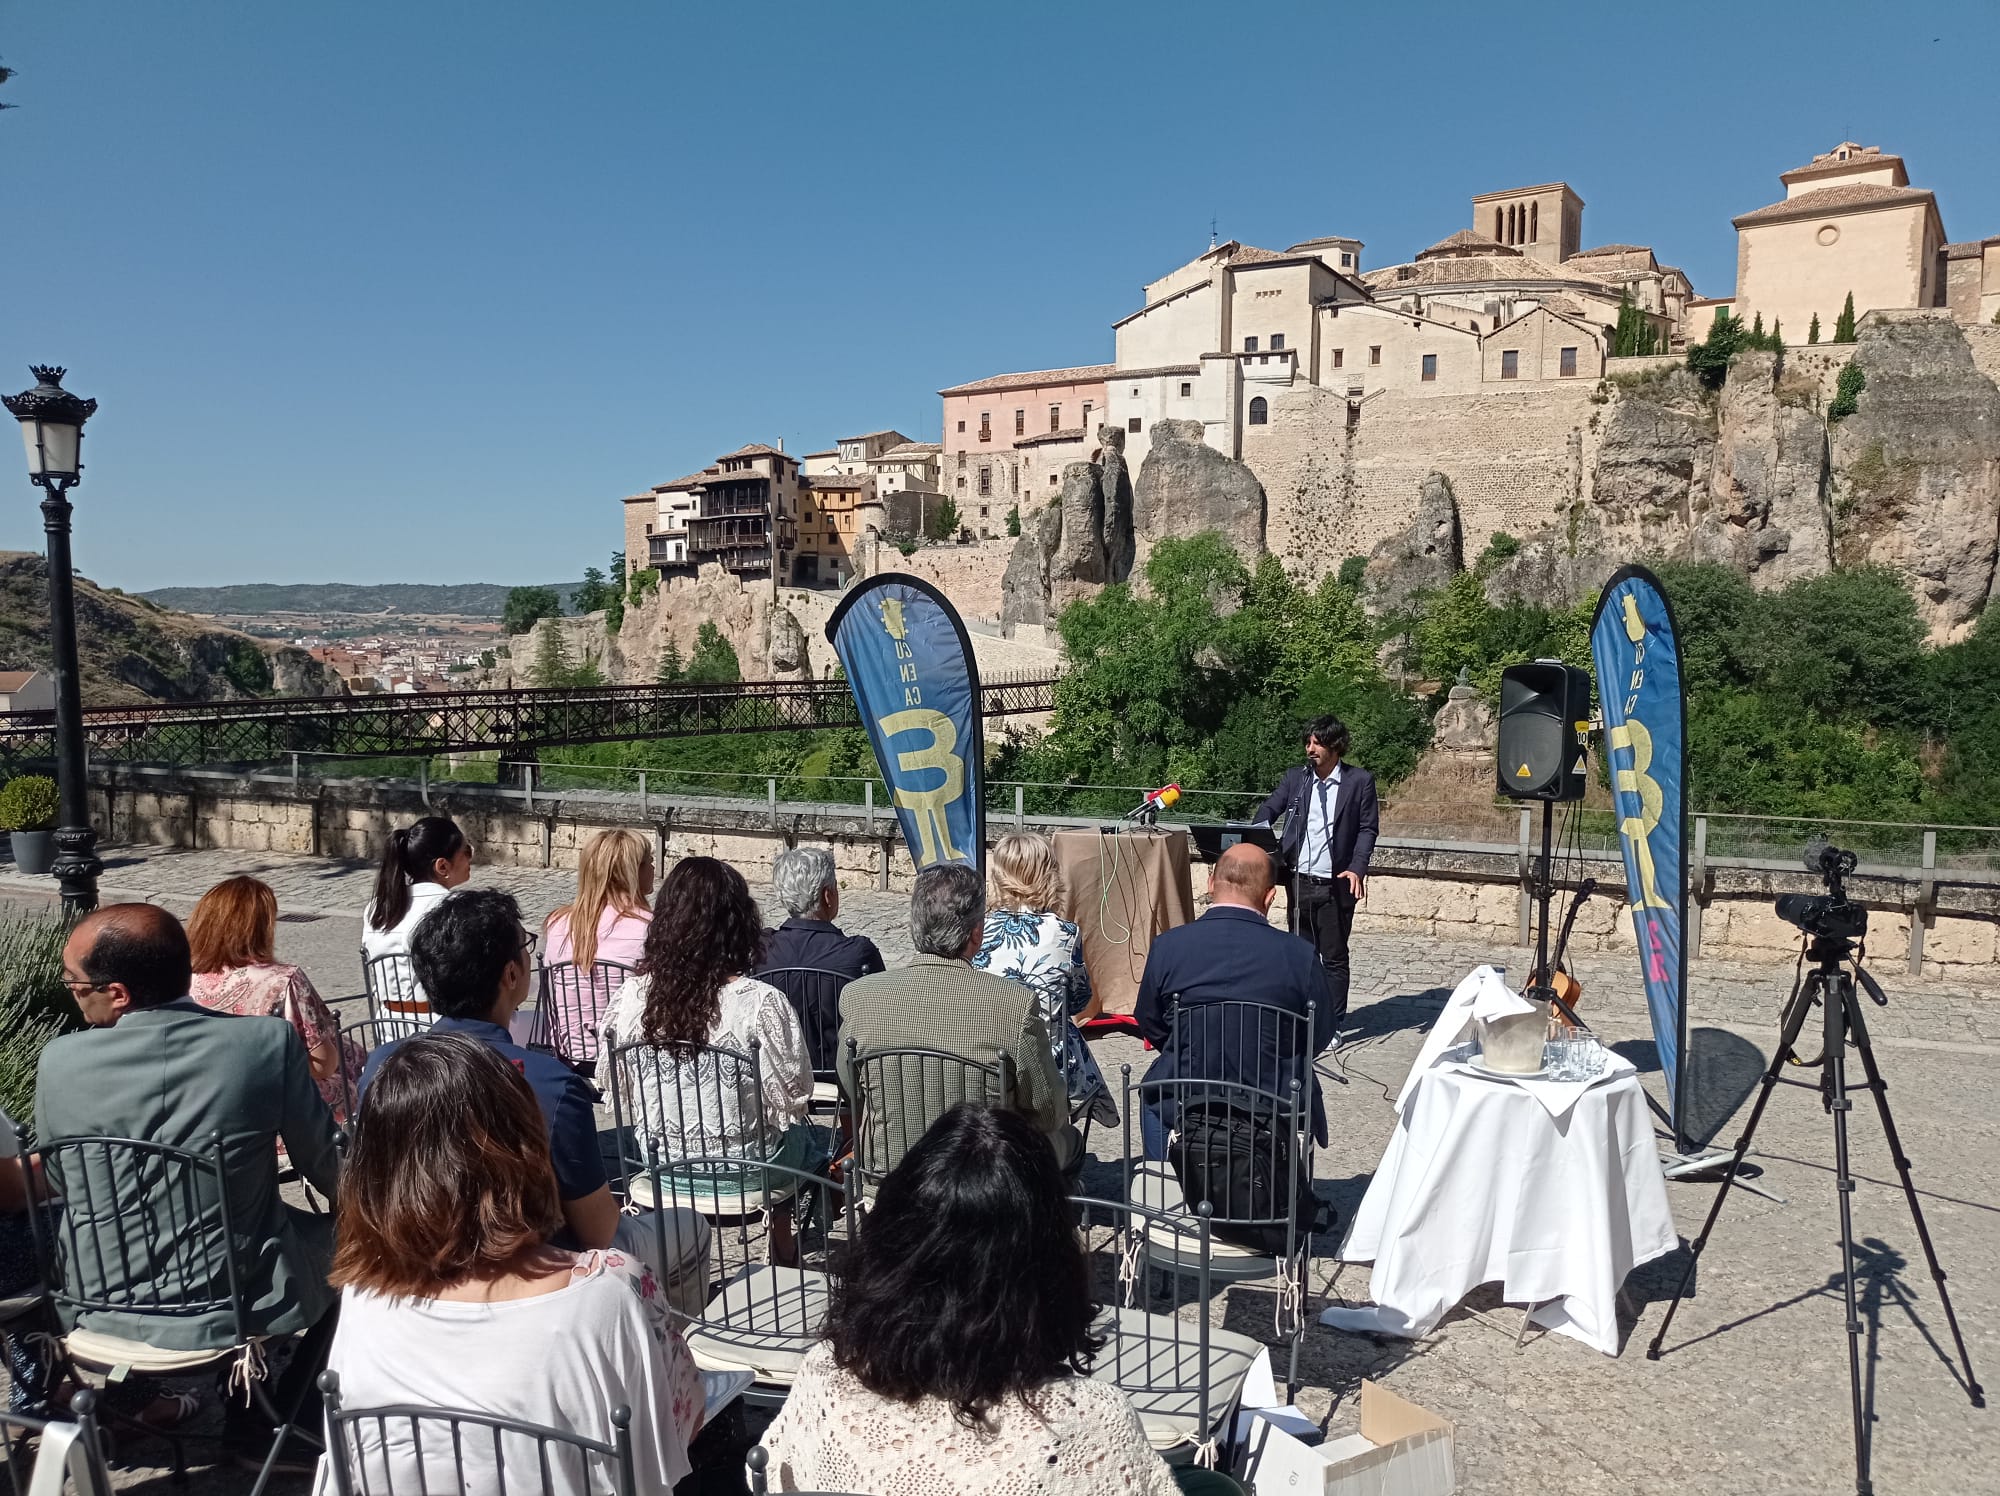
[1645,916,1984,1495]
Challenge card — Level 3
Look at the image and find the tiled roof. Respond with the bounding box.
[1569,243,1649,257]
[1286,234,1363,251]
[718,442,790,460]
[801,473,869,490]
[1943,239,1999,258]
[1222,245,1287,267]
[696,468,772,485]
[1780,143,1904,185]
[1115,363,1202,380]
[0,671,37,692]
[1732,182,1934,228]
[939,363,1115,396]
[802,448,838,459]
[1014,427,1088,448]
[836,429,911,445]
[1361,255,1590,289]
[652,469,715,492]
[869,441,942,460]
[1417,229,1516,259]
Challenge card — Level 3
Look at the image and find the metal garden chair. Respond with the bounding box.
[745,1443,872,1496]
[318,1370,637,1496]
[35,1132,324,1496]
[753,966,852,1114]
[535,958,633,1077]
[361,950,431,1024]
[0,1389,114,1496]
[843,1042,1015,1198]
[334,1013,433,1119]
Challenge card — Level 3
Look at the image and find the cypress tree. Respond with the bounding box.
[1834,291,1858,343]
[1769,318,1782,349]
[1749,312,1765,344]
[1808,313,1821,345]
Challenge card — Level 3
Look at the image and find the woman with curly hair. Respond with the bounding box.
[598,856,813,1260]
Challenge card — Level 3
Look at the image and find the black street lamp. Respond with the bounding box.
[3,366,102,915]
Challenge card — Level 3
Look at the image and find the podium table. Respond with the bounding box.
[1051,827,1194,1019]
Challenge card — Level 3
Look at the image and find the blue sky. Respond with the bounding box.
[4,0,1997,590]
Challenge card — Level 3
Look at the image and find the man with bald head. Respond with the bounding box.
[1134,844,1337,1162]
[37,902,339,1470]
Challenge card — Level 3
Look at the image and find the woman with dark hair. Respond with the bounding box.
[325,1032,702,1495]
[758,1105,1178,1494]
[598,856,812,1256]
[361,815,472,960]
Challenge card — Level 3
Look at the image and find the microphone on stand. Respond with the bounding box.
[1124,783,1182,824]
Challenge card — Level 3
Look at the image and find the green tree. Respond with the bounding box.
[1006,506,1021,538]
[531,622,572,686]
[1828,361,1866,421]
[0,57,15,114]
[1685,308,1746,390]
[1336,555,1368,590]
[1808,313,1821,345]
[502,585,562,636]
[926,496,962,542]
[478,650,496,670]
[571,566,614,615]
[1749,312,1765,346]
[220,639,274,695]
[685,621,742,684]
[1768,318,1782,348]
[1833,291,1858,343]
[1474,532,1520,576]
[657,636,686,684]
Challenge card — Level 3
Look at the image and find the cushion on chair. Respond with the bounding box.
[809,1079,842,1110]
[1085,1305,1262,1450]
[627,1166,799,1220]
[65,1328,237,1377]
[681,1264,829,1387]
[1130,1161,1281,1272]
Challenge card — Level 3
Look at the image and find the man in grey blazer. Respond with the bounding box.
[37,903,339,1469]
[838,863,1080,1177]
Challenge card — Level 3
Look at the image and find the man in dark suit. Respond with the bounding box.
[757,847,884,1071]
[1253,713,1380,1031]
[1134,845,1335,1159]
[39,904,339,1470]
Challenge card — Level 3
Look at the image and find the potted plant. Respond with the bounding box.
[0,775,60,876]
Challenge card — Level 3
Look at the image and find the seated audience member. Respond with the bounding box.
[189,874,354,1120]
[599,856,814,1262]
[0,1107,54,1412]
[361,815,472,1009]
[358,889,709,1302]
[1134,844,1335,1162]
[973,830,1113,1123]
[838,864,1078,1176]
[756,847,884,1070]
[542,828,655,1060]
[326,1033,702,1496]
[36,904,339,1470]
[757,1105,1179,1496]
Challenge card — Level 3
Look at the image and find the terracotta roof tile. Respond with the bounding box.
[718,442,791,460]
[1732,182,1934,228]
[1013,427,1088,448]
[1569,243,1650,257]
[1780,143,1904,185]
[1416,229,1517,259]
[869,441,942,460]
[938,363,1115,396]
[836,429,911,444]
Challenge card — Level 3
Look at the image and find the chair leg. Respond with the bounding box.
[244,1367,325,1496]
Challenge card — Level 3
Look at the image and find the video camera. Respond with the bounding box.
[1774,840,1868,942]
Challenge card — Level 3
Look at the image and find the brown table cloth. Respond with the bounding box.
[1051,827,1196,1018]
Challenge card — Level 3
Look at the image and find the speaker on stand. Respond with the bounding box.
[1497,660,1592,1021]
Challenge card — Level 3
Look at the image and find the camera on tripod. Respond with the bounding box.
[1774,841,1867,942]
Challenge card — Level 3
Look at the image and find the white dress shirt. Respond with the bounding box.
[1299,763,1344,878]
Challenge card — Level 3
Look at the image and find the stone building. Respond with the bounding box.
[621,470,707,577]
[793,471,876,588]
[1945,238,2000,326]
[938,365,1111,536]
[864,440,942,498]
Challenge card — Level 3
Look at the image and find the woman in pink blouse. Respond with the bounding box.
[541,829,654,1068]
[188,875,353,1120]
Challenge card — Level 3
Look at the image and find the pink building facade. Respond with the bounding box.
[937,364,1112,534]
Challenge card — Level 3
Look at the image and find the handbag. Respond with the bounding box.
[1167,1103,1325,1255]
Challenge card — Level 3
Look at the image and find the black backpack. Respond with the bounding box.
[1167,1105,1326,1255]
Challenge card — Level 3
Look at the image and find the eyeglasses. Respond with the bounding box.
[60,975,102,995]
[518,930,539,958]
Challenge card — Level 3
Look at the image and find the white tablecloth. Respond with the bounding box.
[1320,1061,1678,1355]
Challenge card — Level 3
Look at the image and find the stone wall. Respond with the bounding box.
[83,767,2000,983]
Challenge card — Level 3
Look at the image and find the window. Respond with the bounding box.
[1082,401,1093,427]
[644,523,653,535]
[1332,349,1344,369]
[1243,336,1259,352]
[1049,404,1061,431]
[957,476,967,489]
[1560,346,1578,377]
[1010,465,1018,494]
[1127,417,1142,433]
[980,506,989,519]
[1501,349,1520,379]
[1340,251,1352,268]
[1271,333,1285,351]
[978,466,991,496]
[1014,409,1025,436]
[1494,207,1504,241]
[956,420,965,433]
[1179,382,1192,397]
[1050,474,1059,486]
[1530,201,1539,242]
[1248,396,1268,425]
[1369,346,1382,365]
[1421,354,1437,382]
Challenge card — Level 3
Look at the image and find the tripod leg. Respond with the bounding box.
[1822,986,1874,1496]
[1845,992,1986,1409]
[1646,975,1821,1360]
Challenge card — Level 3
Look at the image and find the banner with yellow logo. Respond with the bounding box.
[1591,564,1690,1147]
[826,574,985,872]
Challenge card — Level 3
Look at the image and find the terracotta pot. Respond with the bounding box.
[8,829,54,876]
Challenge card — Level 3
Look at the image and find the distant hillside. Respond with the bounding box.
[139,581,569,618]
[0,553,335,706]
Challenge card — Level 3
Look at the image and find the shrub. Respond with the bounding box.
[0,913,74,1120]
[0,775,58,832]
[1475,532,1521,575]
[1686,308,1746,391]
[1828,362,1866,422]
[1336,555,1368,590]
[1833,291,1858,344]
[1006,506,1021,538]
[502,586,562,636]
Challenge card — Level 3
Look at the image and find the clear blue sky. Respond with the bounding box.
[4,0,1996,590]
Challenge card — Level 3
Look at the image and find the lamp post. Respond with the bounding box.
[3,367,102,916]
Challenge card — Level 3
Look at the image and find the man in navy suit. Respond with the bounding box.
[1253,714,1380,1031]
[1134,844,1334,1159]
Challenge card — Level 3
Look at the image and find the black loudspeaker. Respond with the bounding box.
[1496,660,1591,801]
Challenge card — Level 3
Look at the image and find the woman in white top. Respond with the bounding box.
[360,816,472,1015]
[324,1032,702,1496]
[757,1104,1182,1496]
[599,855,813,1261]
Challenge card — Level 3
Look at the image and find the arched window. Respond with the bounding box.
[1505,205,1516,243]
[1530,202,1539,242]
[1494,207,1504,240]
[1248,396,1269,426]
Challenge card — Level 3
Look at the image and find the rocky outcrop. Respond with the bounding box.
[766,604,808,678]
[1000,503,1060,634]
[1828,315,2000,639]
[1098,424,1136,584]
[1364,472,1462,612]
[1688,351,1833,587]
[1000,462,1113,634]
[1133,419,1265,559]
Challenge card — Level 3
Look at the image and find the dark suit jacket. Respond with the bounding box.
[36,1000,340,1350]
[1134,905,1334,1143]
[757,919,885,1069]
[1254,762,1380,879]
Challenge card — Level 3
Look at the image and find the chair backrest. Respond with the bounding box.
[0,1390,114,1496]
[605,1034,779,1188]
[537,960,634,1069]
[845,1042,1015,1194]
[754,966,851,1077]
[362,951,430,1022]
[335,1014,434,1119]
[319,1371,637,1496]
[744,1442,868,1496]
[37,1132,252,1341]
[1165,997,1316,1101]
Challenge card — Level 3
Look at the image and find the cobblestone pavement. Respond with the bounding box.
[5,845,1998,1494]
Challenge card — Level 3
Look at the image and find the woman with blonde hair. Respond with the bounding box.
[189,875,354,1119]
[973,831,1112,1123]
[542,828,654,1068]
